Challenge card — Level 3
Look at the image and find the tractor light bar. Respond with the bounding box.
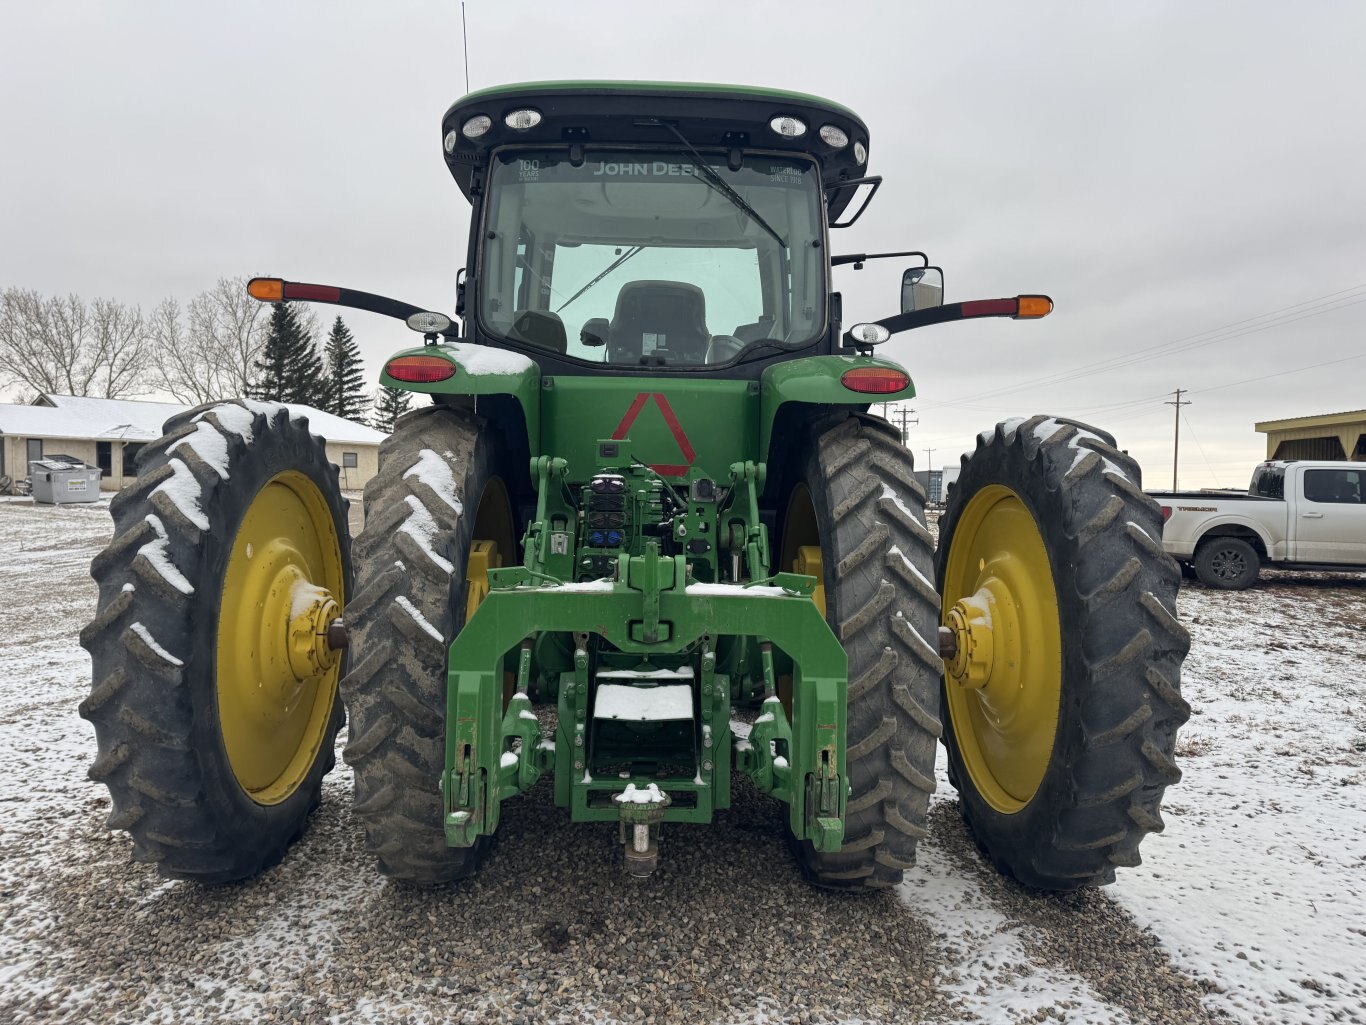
[841,367,910,395]
[406,311,453,334]
[504,108,542,131]
[462,114,493,139]
[1015,295,1053,319]
[386,355,457,384]
[819,124,849,149]
[246,278,342,303]
[848,322,891,346]
[958,296,1053,320]
[247,277,284,301]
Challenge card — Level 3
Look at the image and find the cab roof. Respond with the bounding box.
[441,80,871,214]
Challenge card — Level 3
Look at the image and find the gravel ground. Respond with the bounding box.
[1,495,1357,1024]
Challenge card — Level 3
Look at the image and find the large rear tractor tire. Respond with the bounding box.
[79,400,350,882]
[342,405,517,883]
[936,416,1191,890]
[781,414,942,890]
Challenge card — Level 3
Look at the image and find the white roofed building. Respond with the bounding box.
[0,394,384,492]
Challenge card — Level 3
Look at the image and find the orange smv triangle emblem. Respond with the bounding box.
[610,393,696,476]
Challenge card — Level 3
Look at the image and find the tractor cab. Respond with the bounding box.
[441,82,874,374]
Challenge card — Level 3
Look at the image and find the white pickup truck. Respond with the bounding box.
[1153,460,1366,588]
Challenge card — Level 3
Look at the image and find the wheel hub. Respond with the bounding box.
[944,592,994,689]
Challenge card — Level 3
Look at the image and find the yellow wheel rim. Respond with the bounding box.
[217,471,345,805]
[781,483,826,618]
[941,484,1062,814]
[466,476,515,622]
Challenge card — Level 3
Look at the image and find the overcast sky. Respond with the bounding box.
[2,2,1363,488]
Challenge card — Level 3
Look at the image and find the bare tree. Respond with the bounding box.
[149,277,270,402]
[89,297,148,399]
[0,289,149,398]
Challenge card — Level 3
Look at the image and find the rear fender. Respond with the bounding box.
[382,343,541,456]
[760,355,913,465]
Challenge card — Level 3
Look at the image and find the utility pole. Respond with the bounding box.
[893,407,918,444]
[1165,388,1191,491]
[924,447,935,471]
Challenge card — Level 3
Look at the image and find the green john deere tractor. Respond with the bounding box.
[80,82,1190,890]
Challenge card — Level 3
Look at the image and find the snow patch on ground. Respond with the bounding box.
[903,839,1138,1025]
[1109,579,1366,1024]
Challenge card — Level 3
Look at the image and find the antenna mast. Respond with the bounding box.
[461,3,471,93]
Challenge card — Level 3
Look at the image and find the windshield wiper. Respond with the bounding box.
[651,121,787,249]
[555,245,643,313]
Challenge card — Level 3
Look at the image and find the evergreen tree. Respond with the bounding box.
[321,315,367,420]
[249,302,323,405]
[371,385,411,433]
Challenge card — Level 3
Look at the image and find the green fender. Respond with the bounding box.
[759,355,914,462]
[381,343,542,454]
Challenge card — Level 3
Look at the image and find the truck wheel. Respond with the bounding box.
[936,416,1190,890]
[781,414,941,890]
[79,400,350,882]
[342,405,517,883]
[1194,537,1260,589]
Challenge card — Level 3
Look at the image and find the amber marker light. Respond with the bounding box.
[841,367,910,395]
[385,355,457,384]
[247,277,284,302]
[1015,295,1054,319]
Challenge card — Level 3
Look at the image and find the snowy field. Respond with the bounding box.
[0,495,1363,1024]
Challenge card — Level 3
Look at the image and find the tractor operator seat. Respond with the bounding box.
[607,280,711,364]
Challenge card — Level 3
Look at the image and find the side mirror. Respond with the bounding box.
[901,267,944,314]
[581,317,610,347]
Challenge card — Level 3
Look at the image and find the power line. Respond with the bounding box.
[1191,350,1366,396]
[1182,412,1221,486]
[892,407,918,443]
[926,282,1366,409]
[1165,389,1191,491]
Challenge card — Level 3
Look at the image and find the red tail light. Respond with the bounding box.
[284,282,341,302]
[1161,505,1172,522]
[386,355,456,383]
[841,367,910,394]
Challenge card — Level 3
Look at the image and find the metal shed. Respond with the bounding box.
[1255,409,1366,461]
